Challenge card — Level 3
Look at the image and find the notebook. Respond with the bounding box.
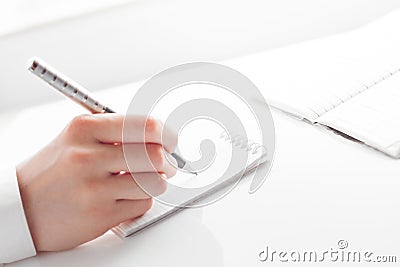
[225,9,400,158]
[113,129,268,238]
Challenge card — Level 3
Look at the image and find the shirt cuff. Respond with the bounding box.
[0,167,36,263]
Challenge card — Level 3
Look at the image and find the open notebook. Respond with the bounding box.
[113,131,268,238]
[226,9,400,158]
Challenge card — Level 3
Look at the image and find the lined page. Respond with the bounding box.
[227,46,365,121]
[226,9,400,122]
[316,71,400,158]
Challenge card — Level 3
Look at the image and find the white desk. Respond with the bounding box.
[3,82,399,266]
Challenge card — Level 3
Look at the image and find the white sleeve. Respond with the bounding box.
[0,167,36,264]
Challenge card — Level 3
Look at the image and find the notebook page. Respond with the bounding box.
[229,51,368,121]
[113,152,267,237]
[112,80,272,237]
[225,9,400,122]
[113,130,267,237]
[316,70,400,158]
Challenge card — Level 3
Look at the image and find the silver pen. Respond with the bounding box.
[27,57,196,175]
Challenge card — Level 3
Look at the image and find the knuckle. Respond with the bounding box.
[146,144,164,170]
[145,118,163,139]
[66,114,96,136]
[65,147,94,165]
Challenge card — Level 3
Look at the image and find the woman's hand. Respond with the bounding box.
[16,114,177,252]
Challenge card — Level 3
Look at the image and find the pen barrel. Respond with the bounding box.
[28,59,107,113]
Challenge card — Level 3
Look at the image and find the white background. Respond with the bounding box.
[0,0,399,112]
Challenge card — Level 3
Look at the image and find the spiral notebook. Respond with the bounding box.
[112,131,267,238]
[226,9,400,158]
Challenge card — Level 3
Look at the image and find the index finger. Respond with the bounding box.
[88,114,178,153]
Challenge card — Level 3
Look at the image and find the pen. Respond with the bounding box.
[27,57,196,175]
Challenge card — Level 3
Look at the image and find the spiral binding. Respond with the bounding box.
[219,131,266,155]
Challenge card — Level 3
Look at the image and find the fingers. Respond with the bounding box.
[107,173,167,200]
[62,113,176,225]
[122,143,178,177]
[94,143,177,177]
[65,114,177,153]
[123,115,178,153]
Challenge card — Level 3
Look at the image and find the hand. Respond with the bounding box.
[16,114,177,252]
